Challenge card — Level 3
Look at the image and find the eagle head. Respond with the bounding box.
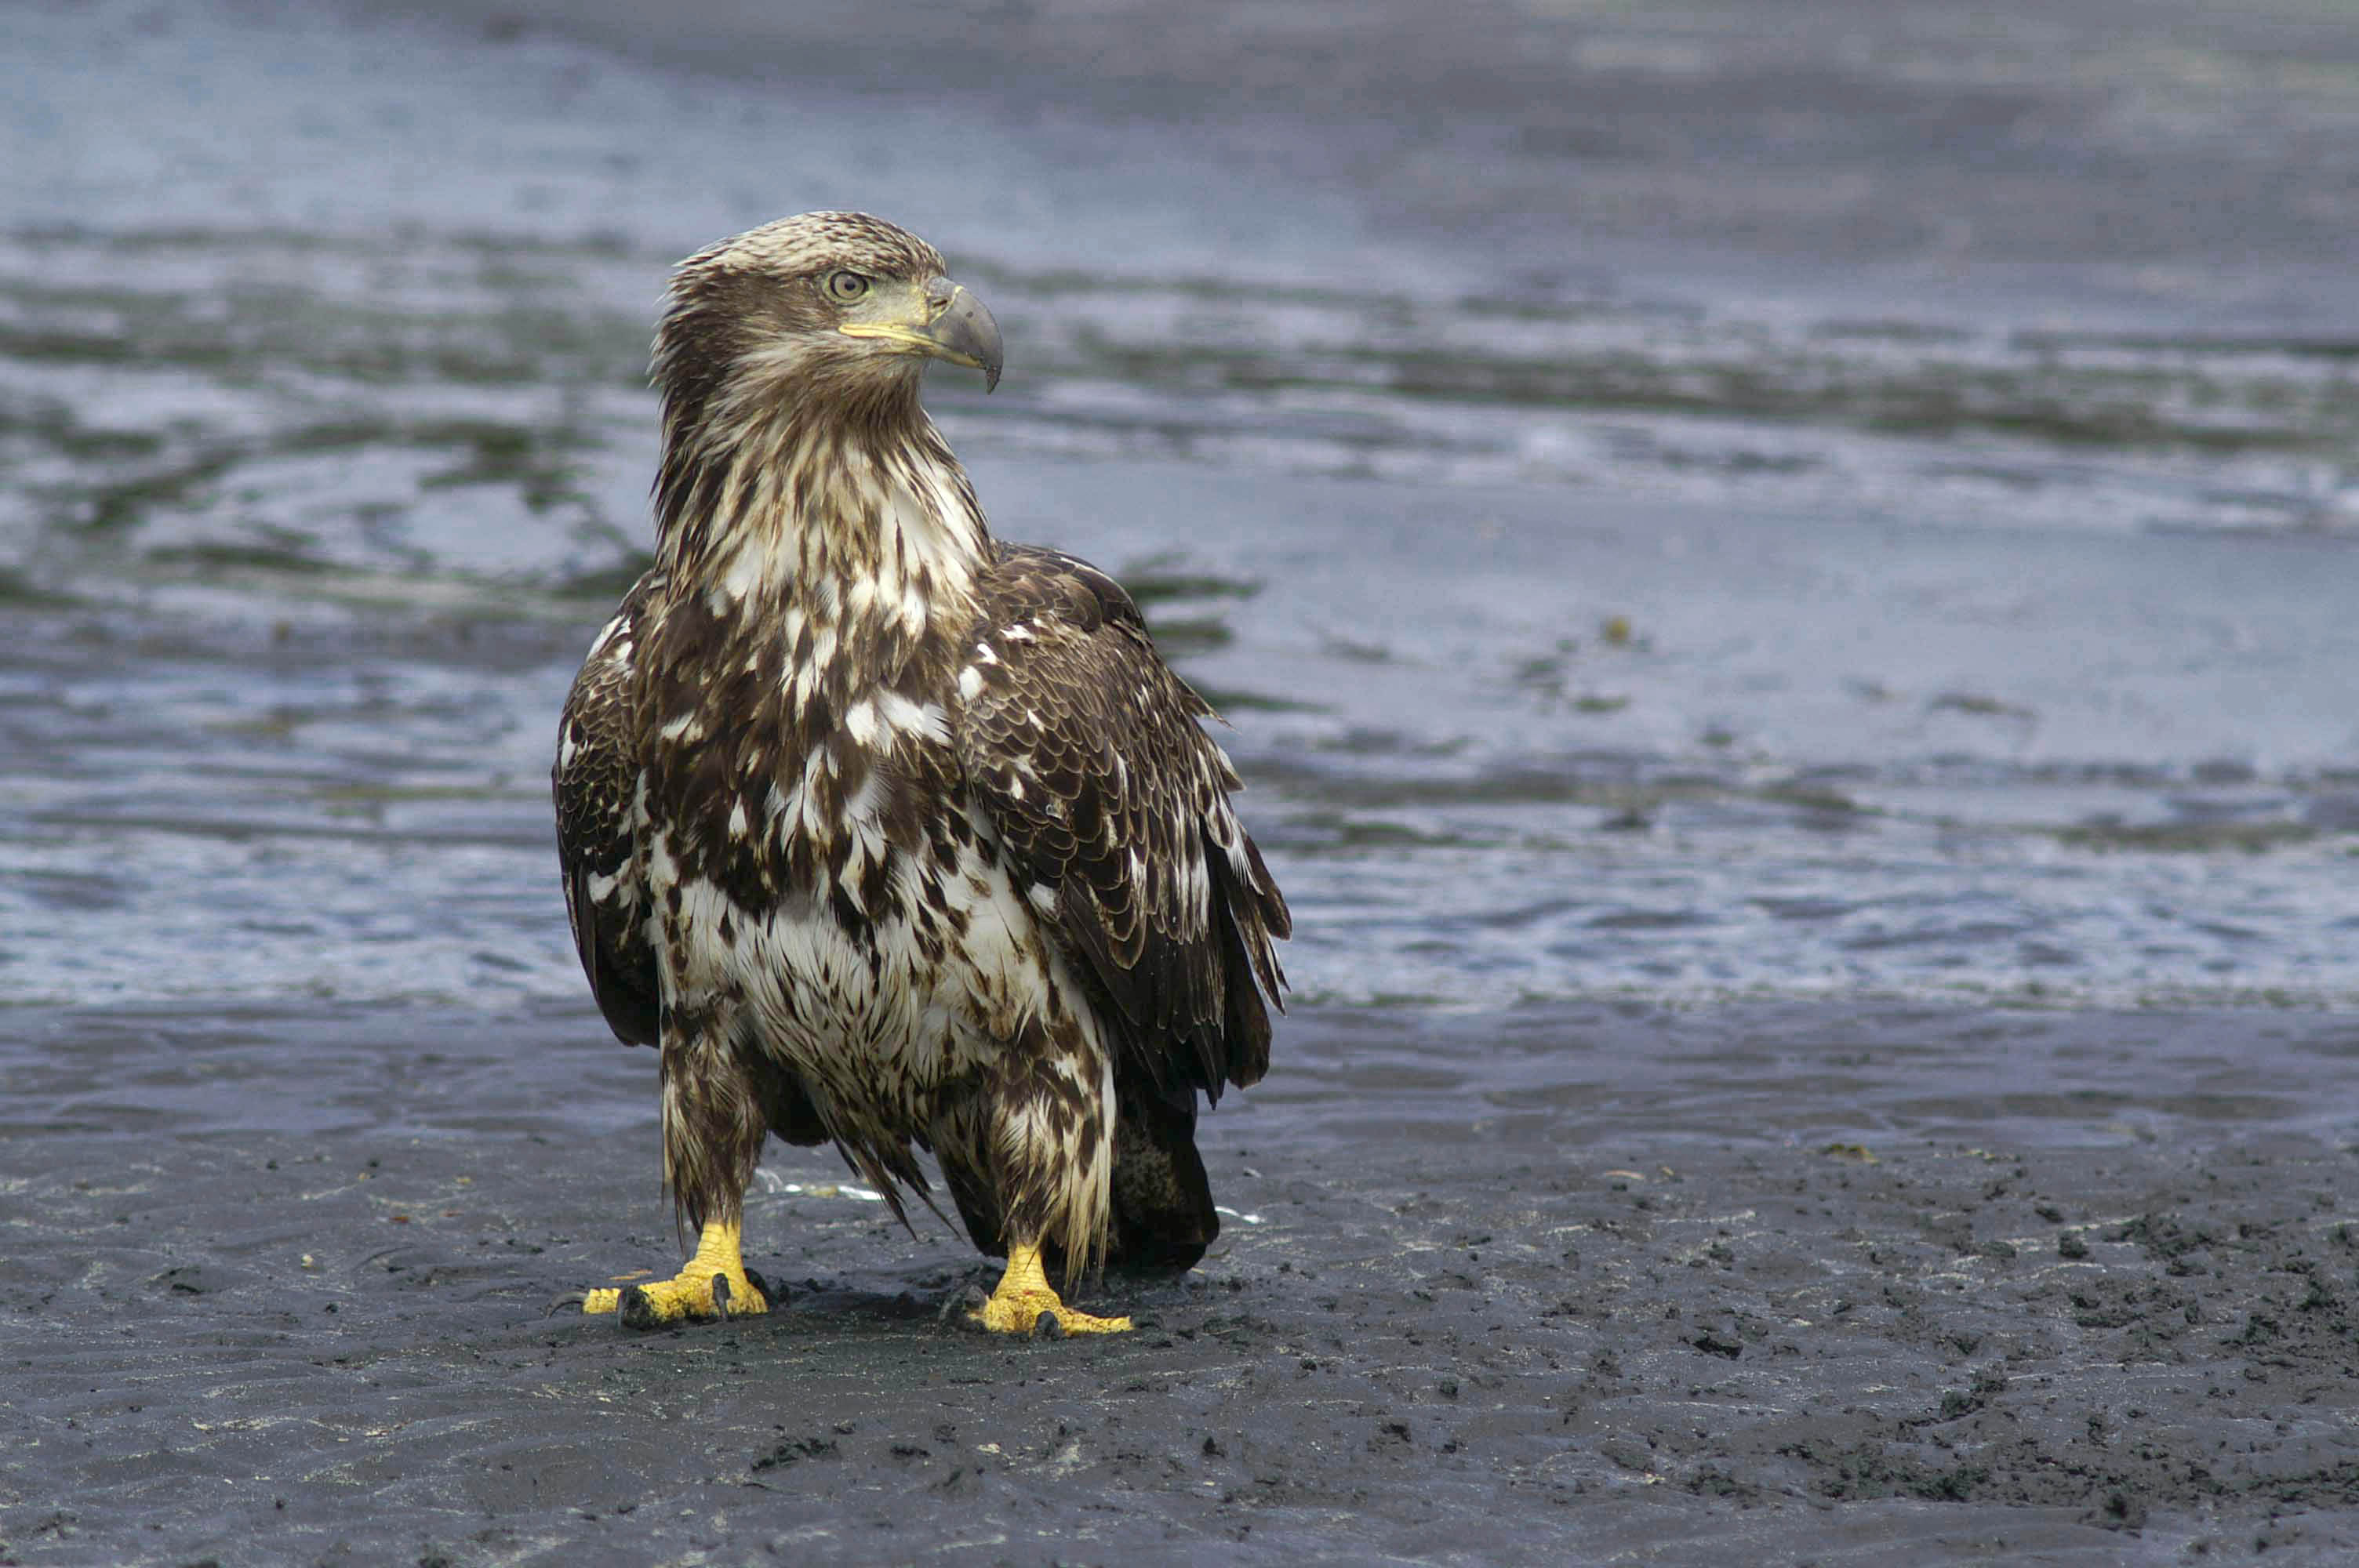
[652,211,1002,443]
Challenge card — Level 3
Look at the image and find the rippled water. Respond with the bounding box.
[4,0,2357,1014]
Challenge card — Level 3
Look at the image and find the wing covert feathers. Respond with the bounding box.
[958,543,1291,1105]
[554,571,664,1048]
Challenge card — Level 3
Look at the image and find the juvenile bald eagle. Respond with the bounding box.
[554,212,1289,1334]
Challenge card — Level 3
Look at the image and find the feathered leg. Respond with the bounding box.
[965,1033,1130,1335]
[580,1011,772,1326]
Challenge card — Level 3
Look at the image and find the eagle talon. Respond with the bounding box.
[966,1243,1133,1338]
[945,1285,995,1331]
[1031,1310,1065,1340]
[580,1219,770,1327]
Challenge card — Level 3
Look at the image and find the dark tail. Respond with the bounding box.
[1099,1078,1219,1272]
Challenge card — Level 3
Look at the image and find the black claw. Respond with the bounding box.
[945,1285,993,1331]
[620,1284,660,1330]
[545,1290,588,1316]
[1031,1309,1066,1340]
[711,1272,732,1319]
[745,1266,780,1307]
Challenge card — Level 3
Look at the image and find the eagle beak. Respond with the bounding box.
[841,277,1004,392]
[921,278,1003,393]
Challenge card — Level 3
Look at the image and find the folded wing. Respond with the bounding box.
[554,572,666,1049]
[958,543,1290,1105]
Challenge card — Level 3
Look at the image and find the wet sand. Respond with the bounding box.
[7,1004,2359,1564]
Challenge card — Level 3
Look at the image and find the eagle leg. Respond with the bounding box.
[581,1217,771,1327]
[969,1240,1132,1336]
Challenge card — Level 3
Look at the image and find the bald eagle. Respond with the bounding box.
[554,212,1289,1334]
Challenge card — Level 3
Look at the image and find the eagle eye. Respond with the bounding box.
[823,270,871,304]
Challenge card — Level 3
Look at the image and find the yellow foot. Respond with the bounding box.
[969,1241,1132,1336]
[580,1218,771,1328]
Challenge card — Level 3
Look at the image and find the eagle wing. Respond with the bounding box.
[958,543,1290,1102]
[553,570,860,1151]
[554,571,666,1049]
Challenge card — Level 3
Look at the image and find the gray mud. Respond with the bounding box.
[7,1004,2359,1565]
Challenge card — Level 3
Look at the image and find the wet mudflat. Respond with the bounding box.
[7,1003,2359,1566]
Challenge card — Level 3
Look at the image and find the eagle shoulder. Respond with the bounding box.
[955,541,1290,1103]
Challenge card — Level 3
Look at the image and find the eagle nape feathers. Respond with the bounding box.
[551,212,1289,1335]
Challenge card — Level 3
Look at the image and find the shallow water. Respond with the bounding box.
[3,0,2357,1018]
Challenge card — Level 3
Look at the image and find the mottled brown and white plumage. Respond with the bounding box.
[553,212,1288,1330]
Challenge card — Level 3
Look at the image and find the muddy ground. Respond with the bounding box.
[5,1002,2359,1565]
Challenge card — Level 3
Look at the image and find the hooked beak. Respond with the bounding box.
[838,276,1004,391]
